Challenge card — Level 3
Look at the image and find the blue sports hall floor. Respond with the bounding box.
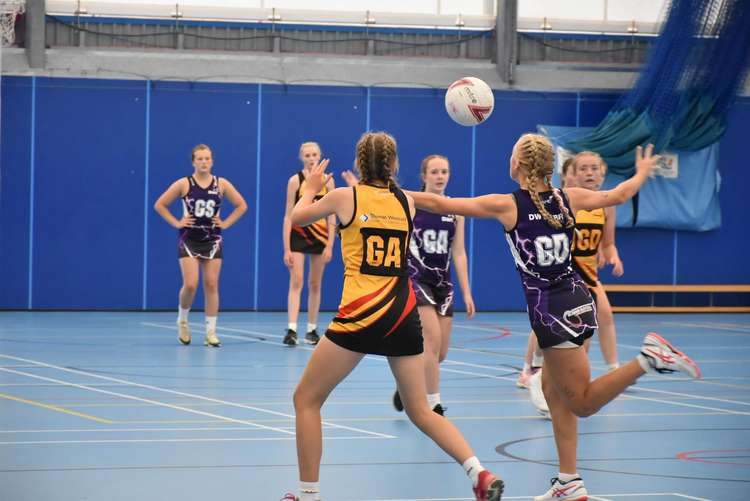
[1,311,748,501]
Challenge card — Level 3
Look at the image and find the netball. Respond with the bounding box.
[444,76,495,126]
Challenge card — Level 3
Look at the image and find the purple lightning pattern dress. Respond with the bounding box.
[178,175,223,259]
[505,189,597,348]
[408,208,457,317]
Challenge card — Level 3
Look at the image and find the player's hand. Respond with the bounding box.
[304,159,332,196]
[610,256,624,277]
[283,250,294,268]
[212,215,226,229]
[464,294,476,319]
[597,252,606,269]
[322,246,333,263]
[341,169,359,187]
[176,216,196,229]
[635,144,660,178]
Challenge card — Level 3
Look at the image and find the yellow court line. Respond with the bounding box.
[0,392,114,424]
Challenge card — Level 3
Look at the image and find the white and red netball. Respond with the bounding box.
[444,76,494,126]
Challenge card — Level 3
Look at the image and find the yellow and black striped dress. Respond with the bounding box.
[571,207,605,291]
[325,184,423,356]
[290,171,329,254]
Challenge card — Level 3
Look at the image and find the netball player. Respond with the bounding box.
[154,144,247,347]
[520,153,622,394]
[518,157,577,388]
[391,154,475,416]
[282,142,336,346]
[287,132,503,501]
[409,134,701,501]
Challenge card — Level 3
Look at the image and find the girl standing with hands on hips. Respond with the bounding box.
[154,144,247,347]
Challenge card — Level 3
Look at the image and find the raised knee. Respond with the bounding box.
[570,402,597,418]
[183,283,198,295]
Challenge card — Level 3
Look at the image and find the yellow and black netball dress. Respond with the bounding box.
[325,184,423,356]
[290,171,329,254]
[571,207,605,290]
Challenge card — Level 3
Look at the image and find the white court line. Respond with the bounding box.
[0,354,395,439]
[358,493,709,501]
[671,494,712,501]
[439,366,750,416]
[144,323,749,417]
[450,323,528,335]
[142,321,286,342]
[632,385,750,407]
[0,366,293,434]
[0,410,727,432]
[618,392,750,416]
[0,435,382,446]
[660,321,750,333]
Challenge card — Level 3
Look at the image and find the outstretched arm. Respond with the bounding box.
[407,191,516,227]
[566,144,660,213]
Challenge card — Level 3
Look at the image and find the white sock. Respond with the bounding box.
[288,322,298,332]
[299,481,320,501]
[606,362,620,371]
[462,456,485,486]
[205,316,217,332]
[558,472,579,482]
[427,393,441,409]
[522,362,531,373]
[177,307,190,323]
[636,353,652,373]
[307,323,317,333]
[532,352,544,368]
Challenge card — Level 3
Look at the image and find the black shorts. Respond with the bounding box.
[325,307,423,357]
[412,280,454,317]
[290,230,325,255]
[524,273,597,349]
[178,236,223,260]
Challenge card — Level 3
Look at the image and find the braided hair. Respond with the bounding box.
[355,132,399,188]
[514,134,574,229]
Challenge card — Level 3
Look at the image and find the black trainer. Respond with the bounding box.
[305,329,320,345]
[432,403,446,416]
[392,390,404,412]
[283,329,298,346]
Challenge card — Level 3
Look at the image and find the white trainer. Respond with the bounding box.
[534,476,588,501]
[204,329,221,347]
[178,320,191,345]
[529,368,550,419]
[640,332,701,378]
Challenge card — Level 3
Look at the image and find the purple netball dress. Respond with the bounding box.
[408,208,457,316]
[178,175,223,259]
[505,189,597,348]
